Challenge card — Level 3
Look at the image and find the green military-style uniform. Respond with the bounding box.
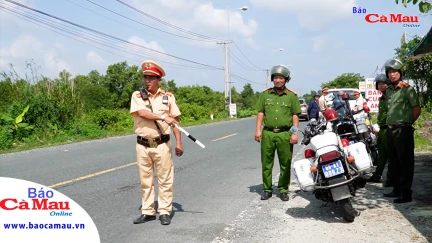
[382,58,421,203]
[256,87,301,194]
[368,74,393,185]
[370,95,393,183]
[385,80,419,196]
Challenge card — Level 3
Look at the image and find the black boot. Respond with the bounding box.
[384,189,400,198]
[394,190,412,203]
[261,191,272,200]
[366,175,381,183]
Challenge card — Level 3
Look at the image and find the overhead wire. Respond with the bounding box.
[229,50,262,71]
[231,41,263,70]
[2,0,223,70]
[1,0,262,85]
[231,73,265,85]
[114,0,225,42]
[63,0,195,46]
[0,5,217,71]
[83,0,220,43]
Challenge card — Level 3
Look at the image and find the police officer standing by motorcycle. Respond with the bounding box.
[254,65,302,201]
[382,58,421,203]
[367,74,393,186]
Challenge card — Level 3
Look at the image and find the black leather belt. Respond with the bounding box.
[263,126,291,133]
[137,134,170,148]
[388,123,412,130]
[380,125,388,130]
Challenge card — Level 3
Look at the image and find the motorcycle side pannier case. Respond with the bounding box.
[293,159,315,191]
[347,142,373,172]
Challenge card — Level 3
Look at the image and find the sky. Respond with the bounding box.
[1,0,431,97]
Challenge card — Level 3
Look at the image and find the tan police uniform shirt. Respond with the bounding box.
[130,88,181,139]
[318,95,327,112]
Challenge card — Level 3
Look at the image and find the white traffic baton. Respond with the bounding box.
[174,124,205,148]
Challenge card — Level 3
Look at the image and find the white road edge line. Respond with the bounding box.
[211,145,307,243]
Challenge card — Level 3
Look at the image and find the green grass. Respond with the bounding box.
[0,116,241,155]
[371,112,432,152]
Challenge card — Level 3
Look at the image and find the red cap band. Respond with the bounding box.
[144,67,162,77]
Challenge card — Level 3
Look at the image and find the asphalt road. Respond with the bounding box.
[0,117,309,243]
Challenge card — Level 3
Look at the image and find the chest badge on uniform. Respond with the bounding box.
[266,98,273,101]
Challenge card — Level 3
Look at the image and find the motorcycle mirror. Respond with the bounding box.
[363,105,371,113]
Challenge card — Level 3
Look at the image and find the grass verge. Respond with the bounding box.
[0,116,242,155]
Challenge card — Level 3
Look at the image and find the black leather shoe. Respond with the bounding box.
[393,190,412,203]
[159,214,171,225]
[383,190,400,198]
[393,196,412,203]
[133,214,156,224]
[280,193,289,201]
[366,176,381,183]
[261,191,272,200]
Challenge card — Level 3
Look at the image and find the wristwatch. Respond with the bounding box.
[290,126,298,133]
[161,114,166,121]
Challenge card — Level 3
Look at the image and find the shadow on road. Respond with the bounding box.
[285,183,391,224]
[367,153,432,241]
[138,201,204,219]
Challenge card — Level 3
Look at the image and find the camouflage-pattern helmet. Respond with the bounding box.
[374,74,390,90]
[270,65,291,82]
[382,58,405,78]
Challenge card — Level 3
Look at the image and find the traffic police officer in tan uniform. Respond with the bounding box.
[255,64,301,201]
[382,58,421,203]
[130,60,184,225]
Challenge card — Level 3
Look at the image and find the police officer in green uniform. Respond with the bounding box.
[367,74,393,186]
[254,65,301,201]
[382,58,421,203]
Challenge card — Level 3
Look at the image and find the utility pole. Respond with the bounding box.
[217,41,232,101]
[265,69,269,88]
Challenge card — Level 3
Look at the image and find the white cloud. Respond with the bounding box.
[312,34,328,52]
[86,51,106,66]
[249,0,357,32]
[126,0,258,48]
[0,35,72,79]
[0,0,35,32]
[122,36,178,66]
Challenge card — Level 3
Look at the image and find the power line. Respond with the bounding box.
[0,4,218,71]
[231,41,263,70]
[2,0,223,70]
[114,0,225,42]
[82,0,219,43]
[231,73,265,85]
[1,0,257,86]
[63,0,197,46]
[229,50,262,71]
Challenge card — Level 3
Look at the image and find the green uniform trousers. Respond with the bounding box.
[261,130,293,193]
[373,129,393,183]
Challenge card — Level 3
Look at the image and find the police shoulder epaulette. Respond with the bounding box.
[262,88,271,92]
[135,90,142,98]
[287,89,297,95]
[162,90,173,96]
[397,82,410,88]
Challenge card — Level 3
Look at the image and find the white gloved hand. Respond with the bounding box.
[372,124,380,133]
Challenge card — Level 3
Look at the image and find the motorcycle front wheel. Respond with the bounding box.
[339,198,356,222]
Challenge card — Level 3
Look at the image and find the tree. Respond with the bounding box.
[240,83,256,109]
[320,73,364,89]
[395,0,432,13]
[302,90,319,103]
[395,35,432,107]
